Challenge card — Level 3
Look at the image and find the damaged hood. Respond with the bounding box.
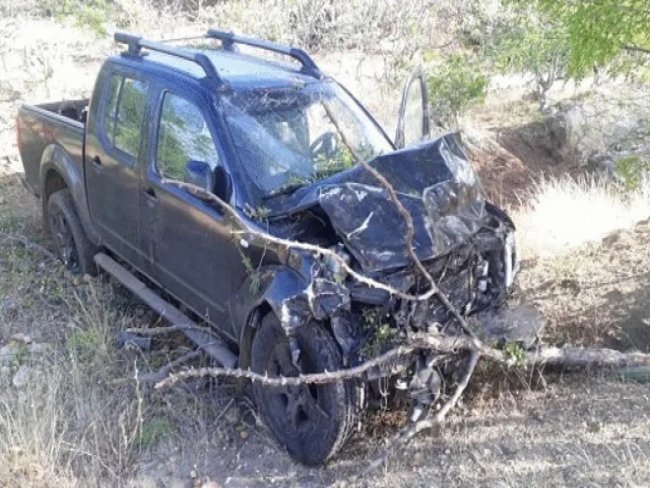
[267,133,487,273]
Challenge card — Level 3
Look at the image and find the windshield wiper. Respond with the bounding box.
[263,182,307,199]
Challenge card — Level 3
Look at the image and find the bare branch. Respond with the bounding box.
[137,349,202,384]
[161,178,439,303]
[124,324,218,336]
[0,231,58,261]
[155,343,419,389]
[156,329,650,390]
[623,44,650,55]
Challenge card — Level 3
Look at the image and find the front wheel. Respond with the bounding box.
[251,314,360,465]
[47,189,97,275]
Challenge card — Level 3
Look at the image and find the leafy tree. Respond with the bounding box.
[534,0,650,76]
[490,8,570,111]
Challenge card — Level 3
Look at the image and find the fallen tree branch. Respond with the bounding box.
[623,44,650,55]
[155,330,650,390]
[137,349,202,384]
[155,343,419,389]
[0,232,58,261]
[412,333,650,369]
[124,324,218,336]
[162,179,438,303]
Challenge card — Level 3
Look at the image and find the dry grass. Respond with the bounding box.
[0,278,144,487]
[0,176,238,487]
[512,175,650,259]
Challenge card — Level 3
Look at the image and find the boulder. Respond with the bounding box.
[12,365,32,389]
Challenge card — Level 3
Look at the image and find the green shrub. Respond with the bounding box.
[426,54,488,128]
[67,327,107,364]
[616,155,650,192]
[36,0,115,35]
[137,418,175,448]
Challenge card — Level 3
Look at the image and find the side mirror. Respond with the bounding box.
[185,160,214,193]
[395,66,431,148]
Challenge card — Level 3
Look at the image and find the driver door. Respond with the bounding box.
[395,67,431,148]
[141,88,239,338]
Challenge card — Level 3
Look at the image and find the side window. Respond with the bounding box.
[114,78,147,158]
[156,92,220,181]
[101,74,147,160]
[103,74,121,141]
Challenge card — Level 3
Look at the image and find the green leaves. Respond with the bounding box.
[426,54,488,127]
[535,0,650,77]
[488,4,570,110]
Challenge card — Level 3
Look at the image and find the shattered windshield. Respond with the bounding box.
[222,82,393,198]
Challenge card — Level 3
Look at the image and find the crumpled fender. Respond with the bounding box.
[232,260,355,366]
[231,265,306,336]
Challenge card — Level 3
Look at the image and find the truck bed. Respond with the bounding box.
[17,99,89,196]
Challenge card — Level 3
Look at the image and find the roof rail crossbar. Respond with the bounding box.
[206,29,323,78]
[114,32,221,83]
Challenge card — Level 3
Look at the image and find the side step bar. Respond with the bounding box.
[94,253,238,369]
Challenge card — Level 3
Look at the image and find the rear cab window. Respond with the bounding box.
[101,73,148,162]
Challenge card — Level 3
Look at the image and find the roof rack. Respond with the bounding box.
[114,32,222,82]
[206,29,323,78]
[114,30,324,83]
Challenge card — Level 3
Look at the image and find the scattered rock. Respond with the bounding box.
[10,332,32,344]
[29,343,48,356]
[0,344,19,366]
[197,480,221,488]
[588,153,616,176]
[12,365,32,389]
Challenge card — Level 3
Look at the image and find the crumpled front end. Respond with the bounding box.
[267,132,491,274]
[261,133,539,412]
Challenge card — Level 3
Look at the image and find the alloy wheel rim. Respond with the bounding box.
[50,211,78,271]
[265,341,327,435]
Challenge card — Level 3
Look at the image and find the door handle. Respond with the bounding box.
[91,155,102,167]
[143,187,157,201]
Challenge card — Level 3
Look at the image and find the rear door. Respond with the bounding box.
[395,67,431,148]
[86,68,149,267]
[141,87,239,337]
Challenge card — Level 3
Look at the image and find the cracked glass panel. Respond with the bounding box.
[223,82,392,197]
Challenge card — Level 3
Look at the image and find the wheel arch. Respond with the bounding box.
[39,145,100,245]
[235,266,309,369]
[238,301,273,370]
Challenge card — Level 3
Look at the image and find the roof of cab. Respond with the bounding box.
[129,48,325,90]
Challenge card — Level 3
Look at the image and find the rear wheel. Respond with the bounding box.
[251,314,360,465]
[47,189,97,275]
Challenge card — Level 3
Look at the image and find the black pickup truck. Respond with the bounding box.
[16,31,526,465]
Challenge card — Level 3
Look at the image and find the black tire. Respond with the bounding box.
[47,189,97,275]
[251,314,360,465]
